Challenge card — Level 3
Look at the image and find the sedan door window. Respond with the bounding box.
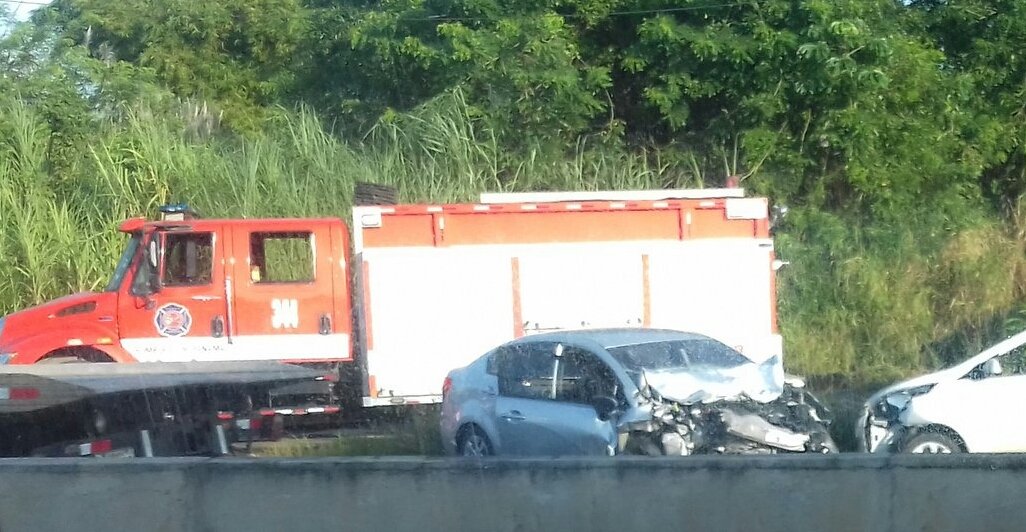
[496,343,557,400]
[555,347,621,405]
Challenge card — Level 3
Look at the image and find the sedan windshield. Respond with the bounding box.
[607,338,750,374]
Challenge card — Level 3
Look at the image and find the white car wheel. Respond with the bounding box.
[902,430,962,454]
[910,441,953,454]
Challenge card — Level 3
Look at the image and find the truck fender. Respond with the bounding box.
[5,331,135,364]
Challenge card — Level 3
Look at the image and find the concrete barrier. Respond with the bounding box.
[1,454,1024,532]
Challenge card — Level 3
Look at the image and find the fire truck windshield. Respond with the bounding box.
[104,233,142,292]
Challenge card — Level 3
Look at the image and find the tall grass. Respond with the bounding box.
[778,205,1026,387]
[2,90,1025,389]
[251,408,444,457]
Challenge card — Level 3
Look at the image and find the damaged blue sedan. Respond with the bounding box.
[440,328,836,457]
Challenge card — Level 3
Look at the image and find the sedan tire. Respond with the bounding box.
[457,425,493,457]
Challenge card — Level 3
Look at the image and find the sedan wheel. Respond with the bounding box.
[458,426,493,457]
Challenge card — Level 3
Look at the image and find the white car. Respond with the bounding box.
[857,329,1026,453]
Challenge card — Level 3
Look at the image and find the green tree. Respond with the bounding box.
[608,0,978,208]
[49,0,308,130]
[908,0,1026,205]
[296,0,613,142]
[1,6,167,171]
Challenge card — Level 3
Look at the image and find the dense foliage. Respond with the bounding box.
[4,0,1026,386]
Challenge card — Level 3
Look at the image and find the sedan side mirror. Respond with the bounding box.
[591,395,619,422]
[983,358,1003,377]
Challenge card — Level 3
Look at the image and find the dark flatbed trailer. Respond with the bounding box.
[0,361,325,458]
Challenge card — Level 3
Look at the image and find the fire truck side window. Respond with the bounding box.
[130,244,158,296]
[249,232,314,283]
[161,232,214,286]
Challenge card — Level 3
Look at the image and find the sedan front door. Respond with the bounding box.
[493,342,618,456]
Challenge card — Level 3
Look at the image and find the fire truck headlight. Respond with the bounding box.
[0,317,13,364]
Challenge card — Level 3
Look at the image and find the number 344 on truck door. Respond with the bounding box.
[271,298,299,329]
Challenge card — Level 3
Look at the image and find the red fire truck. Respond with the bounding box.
[0,188,784,413]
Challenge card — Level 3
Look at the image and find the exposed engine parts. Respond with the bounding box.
[623,383,837,456]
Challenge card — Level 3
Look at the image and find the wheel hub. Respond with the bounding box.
[461,434,489,456]
[910,441,953,454]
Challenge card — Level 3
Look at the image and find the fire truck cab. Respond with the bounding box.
[0,205,352,367]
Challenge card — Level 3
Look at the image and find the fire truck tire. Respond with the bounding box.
[36,356,87,364]
[37,347,114,364]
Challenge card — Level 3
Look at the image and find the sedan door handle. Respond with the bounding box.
[500,410,525,422]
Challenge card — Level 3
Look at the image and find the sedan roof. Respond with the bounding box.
[512,328,709,349]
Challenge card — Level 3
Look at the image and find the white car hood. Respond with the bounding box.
[864,369,956,407]
[642,357,785,404]
[865,329,1026,406]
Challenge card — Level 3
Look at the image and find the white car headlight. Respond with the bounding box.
[881,383,935,414]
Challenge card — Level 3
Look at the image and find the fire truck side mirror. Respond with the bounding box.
[148,239,159,269]
[131,235,162,297]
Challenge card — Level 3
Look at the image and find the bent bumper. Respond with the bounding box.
[856,407,905,453]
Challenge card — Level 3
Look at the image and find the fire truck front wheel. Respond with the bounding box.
[37,347,114,364]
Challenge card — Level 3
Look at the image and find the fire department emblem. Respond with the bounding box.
[154,303,192,337]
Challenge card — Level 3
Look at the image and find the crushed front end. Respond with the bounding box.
[857,384,934,453]
[621,383,837,456]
